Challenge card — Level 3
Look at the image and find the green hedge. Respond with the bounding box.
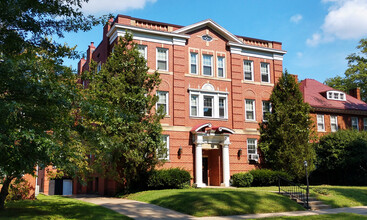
[147,168,191,189]
[249,169,293,186]
[231,172,253,187]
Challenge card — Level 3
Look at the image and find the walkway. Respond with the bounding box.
[75,195,367,219]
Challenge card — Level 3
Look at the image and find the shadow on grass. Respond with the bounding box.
[317,187,367,208]
[1,195,128,220]
[147,189,304,217]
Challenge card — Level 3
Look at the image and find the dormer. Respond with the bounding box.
[326,90,346,101]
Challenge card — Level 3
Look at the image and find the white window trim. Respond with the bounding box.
[244,60,254,81]
[202,54,213,76]
[97,62,102,73]
[247,139,258,155]
[156,91,169,115]
[260,62,270,83]
[156,48,168,71]
[352,117,359,130]
[190,52,198,75]
[159,135,169,160]
[138,45,147,60]
[327,91,346,101]
[364,118,367,131]
[330,115,338,132]
[262,101,272,122]
[217,56,225,78]
[317,114,325,131]
[189,91,228,119]
[245,99,256,121]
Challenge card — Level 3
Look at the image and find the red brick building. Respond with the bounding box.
[75,15,286,194]
[300,79,367,137]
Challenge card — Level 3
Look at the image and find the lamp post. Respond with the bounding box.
[304,160,309,209]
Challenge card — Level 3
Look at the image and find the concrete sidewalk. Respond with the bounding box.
[75,195,367,219]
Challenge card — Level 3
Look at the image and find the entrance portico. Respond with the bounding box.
[191,123,234,187]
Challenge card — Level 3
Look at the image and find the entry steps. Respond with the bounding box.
[274,191,332,210]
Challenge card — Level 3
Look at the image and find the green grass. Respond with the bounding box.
[125,187,304,217]
[0,194,130,219]
[311,185,367,208]
[258,213,367,219]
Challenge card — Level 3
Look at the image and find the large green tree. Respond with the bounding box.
[325,38,367,102]
[80,33,165,192]
[0,0,102,210]
[259,71,316,180]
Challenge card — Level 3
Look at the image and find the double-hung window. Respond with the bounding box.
[157,91,168,115]
[219,97,226,118]
[97,62,102,73]
[364,118,367,131]
[159,135,169,160]
[190,52,198,74]
[317,114,325,131]
[247,139,257,155]
[352,117,359,130]
[203,96,214,117]
[262,101,271,121]
[137,45,147,60]
[245,99,255,121]
[217,56,225,78]
[261,62,270,83]
[190,95,199,116]
[244,60,253,81]
[330,115,338,132]
[157,48,168,71]
[202,54,213,76]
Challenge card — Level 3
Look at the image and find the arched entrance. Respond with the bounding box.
[191,123,234,187]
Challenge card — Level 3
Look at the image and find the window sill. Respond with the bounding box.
[260,82,274,86]
[164,115,171,118]
[245,120,258,123]
[317,130,327,133]
[148,69,173,75]
[190,116,228,121]
[185,74,232,82]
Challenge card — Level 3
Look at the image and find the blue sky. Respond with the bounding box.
[61,0,367,83]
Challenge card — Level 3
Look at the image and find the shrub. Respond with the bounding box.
[6,178,33,201]
[231,172,253,187]
[249,169,293,186]
[147,168,191,189]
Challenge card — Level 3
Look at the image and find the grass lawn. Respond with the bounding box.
[311,185,367,208]
[125,187,304,217]
[258,213,367,220]
[0,194,130,220]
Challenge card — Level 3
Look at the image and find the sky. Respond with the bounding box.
[61,0,367,83]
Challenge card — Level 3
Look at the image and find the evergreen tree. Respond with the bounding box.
[81,33,164,192]
[259,71,316,180]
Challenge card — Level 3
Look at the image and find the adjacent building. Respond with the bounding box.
[73,14,286,194]
[300,78,367,136]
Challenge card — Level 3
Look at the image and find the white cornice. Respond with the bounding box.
[228,42,287,54]
[173,19,243,44]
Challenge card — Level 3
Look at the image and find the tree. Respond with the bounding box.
[259,71,316,180]
[80,33,164,192]
[0,0,103,210]
[325,38,367,102]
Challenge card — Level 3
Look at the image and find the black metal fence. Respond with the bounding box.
[278,176,309,209]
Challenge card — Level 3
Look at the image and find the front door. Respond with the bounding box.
[202,157,208,185]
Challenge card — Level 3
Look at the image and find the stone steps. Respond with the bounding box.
[274,192,332,210]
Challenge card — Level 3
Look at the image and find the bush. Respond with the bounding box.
[6,178,33,201]
[231,172,253,187]
[147,168,191,190]
[249,169,293,186]
[314,130,367,185]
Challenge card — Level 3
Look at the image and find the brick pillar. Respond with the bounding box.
[172,45,186,126]
[230,54,244,129]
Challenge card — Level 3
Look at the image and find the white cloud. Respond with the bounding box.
[81,0,157,14]
[306,0,367,46]
[290,14,303,24]
[296,52,303,58]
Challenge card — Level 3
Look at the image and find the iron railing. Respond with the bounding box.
[278,176,309,209]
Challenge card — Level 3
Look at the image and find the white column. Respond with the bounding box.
[222,136,231,187]
[195,135,205,187]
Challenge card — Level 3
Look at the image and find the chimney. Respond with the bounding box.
[349,88,361,100]
[290,74,298,83]
[86,42,95,64]
[77,57,86,75]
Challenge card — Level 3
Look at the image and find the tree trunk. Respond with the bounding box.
[0,176,13,210]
